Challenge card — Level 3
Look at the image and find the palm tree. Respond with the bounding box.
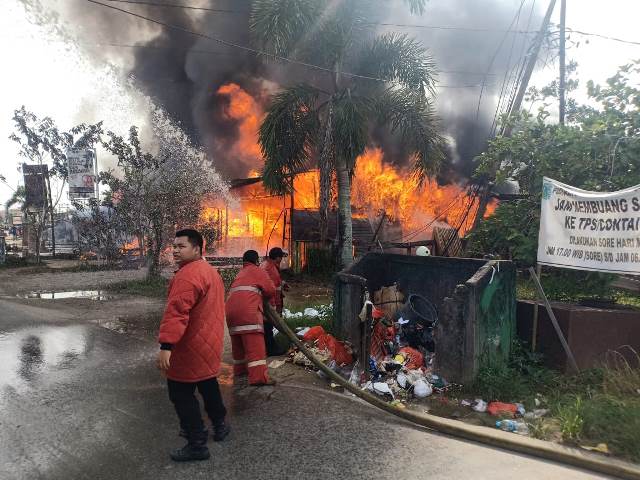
[252,0,445,268]
[4,186,26,220]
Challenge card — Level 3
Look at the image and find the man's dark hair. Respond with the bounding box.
[268,247,287,260]
[175,229,204,254]
[243,249,259,265]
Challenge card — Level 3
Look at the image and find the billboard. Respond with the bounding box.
[67,148,97,198]
[537,177,640,275]
[22,163,48,210]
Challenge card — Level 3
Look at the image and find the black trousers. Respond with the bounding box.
[263,320,278,357]
[167,377,227,434]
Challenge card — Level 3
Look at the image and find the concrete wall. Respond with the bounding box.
[334,253,516,383]
[517,300,640,372]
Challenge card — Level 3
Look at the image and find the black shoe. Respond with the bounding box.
[170,443,210,462]
[212,422,230,442]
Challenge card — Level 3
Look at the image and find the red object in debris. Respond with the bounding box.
[302,326,326,342]
[398,347,424,369]
[372,307,385,319]
[317,333,353,365]
[487,402,518,417]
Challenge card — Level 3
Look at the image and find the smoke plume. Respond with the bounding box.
[30,0,544,180]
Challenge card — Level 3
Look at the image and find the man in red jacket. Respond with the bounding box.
[157,229,229,462]
[225,250,276,386]
[262,247,289,356]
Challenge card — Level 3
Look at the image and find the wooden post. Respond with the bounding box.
[531,263,542,351]
[361,302,372,381]
[528,267,579,372]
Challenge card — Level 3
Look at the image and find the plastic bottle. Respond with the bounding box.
[496,420,529,435]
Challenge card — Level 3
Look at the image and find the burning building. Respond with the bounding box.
[196,83,495,270]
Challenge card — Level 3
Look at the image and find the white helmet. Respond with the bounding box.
[416,245,431,256]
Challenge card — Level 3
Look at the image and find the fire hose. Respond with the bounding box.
[264,305,640,480]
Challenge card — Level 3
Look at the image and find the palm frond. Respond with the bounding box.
[259,84,321,194]
[400,0,428,15]
[250,0,322,58]
[332,92,370,170]
[375,87,446,179]
[356,33,437,94]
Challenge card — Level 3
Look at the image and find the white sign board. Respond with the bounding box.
[67,148,96,198]
[537,177,640,275]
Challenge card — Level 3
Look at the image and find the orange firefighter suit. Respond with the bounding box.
[225,263,276,384]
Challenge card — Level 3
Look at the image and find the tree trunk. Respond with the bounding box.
[45,174,55,258]
[336,161,353,269]
[137,232,145,262]
[318,102,334,244]
[147,225,163,279]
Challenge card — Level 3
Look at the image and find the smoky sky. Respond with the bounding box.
[49,0,544,180]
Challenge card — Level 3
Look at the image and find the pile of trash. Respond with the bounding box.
[284,286,549,437]
[288,284,448,406]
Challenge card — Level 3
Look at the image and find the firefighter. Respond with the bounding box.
[261,247,289,356]
[225,250,277,386]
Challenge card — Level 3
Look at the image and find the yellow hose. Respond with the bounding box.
[265,305,640,480]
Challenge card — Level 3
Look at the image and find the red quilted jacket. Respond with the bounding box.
[158,258,225,382]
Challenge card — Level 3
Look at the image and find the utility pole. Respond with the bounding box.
[559,0,567,125]
[472,0,558,230]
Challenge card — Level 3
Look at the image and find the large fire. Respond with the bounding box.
[202,83,495,257]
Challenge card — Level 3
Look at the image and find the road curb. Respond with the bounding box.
[267,305,640,480]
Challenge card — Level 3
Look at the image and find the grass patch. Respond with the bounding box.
[107,277,169,297]
[282,304,334,335]
[465,343,640,462]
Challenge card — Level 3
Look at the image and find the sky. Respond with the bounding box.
[1,0,639,207]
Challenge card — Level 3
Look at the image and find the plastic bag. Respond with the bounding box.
[317,333,353,365]
[302,325,326,342]
[487,402,518,417]
[398,347,424,370]
[413,379,433,398]
[472,399,488,413]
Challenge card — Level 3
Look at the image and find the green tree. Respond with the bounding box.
[101,126,225,278]
[468,61,640,267]
[72,198,124,265]
[9,107,102,257]
[251,0,445,267]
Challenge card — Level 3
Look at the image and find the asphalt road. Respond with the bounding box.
[0,297,610,480]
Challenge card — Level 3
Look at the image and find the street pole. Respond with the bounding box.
[559,0,567,125]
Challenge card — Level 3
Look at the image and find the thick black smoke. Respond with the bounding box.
[47,0,544,180]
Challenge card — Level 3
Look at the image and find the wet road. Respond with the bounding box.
[0,297,609,480]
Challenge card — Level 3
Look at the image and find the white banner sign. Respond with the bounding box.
[537,177,640,275]
[67,148,96,198]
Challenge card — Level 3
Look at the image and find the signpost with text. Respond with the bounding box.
[537,177,640,275]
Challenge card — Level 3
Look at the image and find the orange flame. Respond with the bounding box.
[202,84,496,256]
[216,83,264,164]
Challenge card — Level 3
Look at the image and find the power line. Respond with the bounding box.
[564,27,640,47]
[475,0,528,121]
[94,42,499,77]
[103,0,245,14]
[83,0,494,89]
[490,2,524,136]
[85,0,393,83]
[102,0,640,46]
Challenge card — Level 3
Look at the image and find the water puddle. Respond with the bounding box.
[19,290,112,300]
[0,325,94,391]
